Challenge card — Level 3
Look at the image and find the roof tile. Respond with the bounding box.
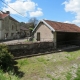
[0,13,8,19]
[44,20,80,32]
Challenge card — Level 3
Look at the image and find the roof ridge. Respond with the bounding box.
[44,19,75,25]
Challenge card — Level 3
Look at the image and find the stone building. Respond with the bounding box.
[0,11,20,40]
[33,19,80,48]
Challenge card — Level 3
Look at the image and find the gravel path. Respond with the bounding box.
[0,38,28,44]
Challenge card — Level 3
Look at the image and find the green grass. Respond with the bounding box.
[66,72,72,80]
[74,67,80,80]
[65,50,80,60]
[18,58,30,66]
[1,49,80,80]
[0,69,19,80]
[17,49,80,80]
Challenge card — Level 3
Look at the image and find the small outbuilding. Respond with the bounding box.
[33,19,80,48]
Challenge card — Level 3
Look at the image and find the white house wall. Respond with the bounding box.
[34,23,54,41]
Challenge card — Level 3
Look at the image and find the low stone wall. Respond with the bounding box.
[7,41,54,57]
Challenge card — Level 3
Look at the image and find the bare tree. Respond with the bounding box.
[28,17,38,27]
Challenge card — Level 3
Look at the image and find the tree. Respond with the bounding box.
[28,17,38,27]
[0,44,14,70]
[20,22,25,26]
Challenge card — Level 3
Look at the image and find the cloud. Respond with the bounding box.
[63,0,80,26]
[64,21,71,23]
[29,8,43,17]
[2,0,43,17]
[5,0,11,3]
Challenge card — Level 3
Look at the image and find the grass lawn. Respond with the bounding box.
[15,49,80,80]
[1,48,80,80]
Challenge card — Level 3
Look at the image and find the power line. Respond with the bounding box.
[0,0,29,19]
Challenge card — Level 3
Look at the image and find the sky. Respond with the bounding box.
[0,0,80,26]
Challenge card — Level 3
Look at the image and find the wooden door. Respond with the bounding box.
[37,32,40,41]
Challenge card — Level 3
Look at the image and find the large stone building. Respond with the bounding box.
[0,11,20,40]
[33,19,80,48]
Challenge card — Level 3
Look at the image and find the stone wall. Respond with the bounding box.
[7,41,54,57]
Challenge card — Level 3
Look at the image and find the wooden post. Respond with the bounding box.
[54,32,57,49]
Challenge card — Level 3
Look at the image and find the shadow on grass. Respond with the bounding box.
[12,60,24,78]
[1,60,24,78]
[63,46,80,52]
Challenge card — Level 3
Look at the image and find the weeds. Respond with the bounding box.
[18,58,29,66]
[47,74,60,80]
[37,57,47,64]
[66,72,72,80]
[0,69,19,80]
[47,74,56,80]
[74,67,80,80]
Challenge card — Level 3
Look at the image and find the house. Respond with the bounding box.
[20,22,34,38]
[33,19,80,48]
[20,26,30,38]
[0,11,20,40]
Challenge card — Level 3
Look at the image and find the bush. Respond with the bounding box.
[0,44,14,70]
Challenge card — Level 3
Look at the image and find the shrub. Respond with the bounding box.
[0,44,14,70]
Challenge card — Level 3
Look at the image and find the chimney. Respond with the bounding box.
[6,11,10,14]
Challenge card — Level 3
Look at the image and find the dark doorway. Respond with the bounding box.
[37,32,40,41]
[56,32,80,48]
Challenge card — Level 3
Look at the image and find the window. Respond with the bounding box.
[16,26,17,31]
[5,33,8,39]
[12,25,14,30]
[11,33,14,36]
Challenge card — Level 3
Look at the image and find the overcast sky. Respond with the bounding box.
[0,0,80,26]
